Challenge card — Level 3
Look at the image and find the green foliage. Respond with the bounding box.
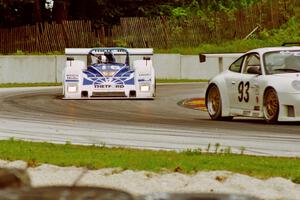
[240,146,246,155]
[113,39,127,47]
[171,7,188,17]
[14,50,26,55]
[168,0,259,18]
[259,17,300,43]
[224,146,232,154]
[183,148,202,155]
[156,17,300,54]
[0,0,266,28]
[214,143,221,153]
[206,143,211,152]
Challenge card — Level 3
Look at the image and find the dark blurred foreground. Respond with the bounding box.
[0,168,260,200]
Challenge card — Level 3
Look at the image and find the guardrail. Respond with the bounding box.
[0,54,241,84]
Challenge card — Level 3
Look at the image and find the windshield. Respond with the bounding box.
[264,50,300,74]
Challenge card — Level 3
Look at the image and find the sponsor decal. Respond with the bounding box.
[243,110,251,116]
[66,74,79,80]
[138,78,151,82]
[252,112,260,117]
[94,84,125,89]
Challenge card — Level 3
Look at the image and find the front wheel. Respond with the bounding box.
[263,88,279,123]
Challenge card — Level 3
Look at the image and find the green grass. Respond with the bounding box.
[157,79,208,83]
[1,140,300,183]
[155,39,282,55]
[0,80,207,88]
[0,82,62,88]
[156,37,295,54]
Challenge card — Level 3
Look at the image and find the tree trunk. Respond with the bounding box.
[52,0,70,23]
[34,0,42,23]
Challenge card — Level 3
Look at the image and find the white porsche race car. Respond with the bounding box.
[205,45,300,123]
[63,48,155,99]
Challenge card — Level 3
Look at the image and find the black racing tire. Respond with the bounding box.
[206,84,223,120]
[153,79,156,97]
[263,88,279,123]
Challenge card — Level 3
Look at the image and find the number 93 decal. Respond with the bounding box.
[238,81,250,102]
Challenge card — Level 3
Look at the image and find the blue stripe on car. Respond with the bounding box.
[83,78,93,85]
[124,78,134,85]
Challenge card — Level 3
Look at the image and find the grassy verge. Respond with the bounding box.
[0,82,62,88]
[157,79,207,83]
[155,39,286,55]
[0,80,207,88]
[1,140,300,183]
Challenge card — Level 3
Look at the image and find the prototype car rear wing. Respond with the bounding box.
[65,48,153,56]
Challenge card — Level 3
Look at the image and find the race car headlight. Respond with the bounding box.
[67,85,78,93]
[140,85,150,92]
[292,80,300,91]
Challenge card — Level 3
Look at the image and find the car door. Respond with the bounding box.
[224,56,245,110]
[237,53,262,113]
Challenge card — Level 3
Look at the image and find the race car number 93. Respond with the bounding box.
[238,81,250,103]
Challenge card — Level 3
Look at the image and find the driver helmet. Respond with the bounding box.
[104,51,116,63]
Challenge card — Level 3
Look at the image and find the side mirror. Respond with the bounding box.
[247,65,261,75]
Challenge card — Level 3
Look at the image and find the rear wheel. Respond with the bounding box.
[206,85,233,121]
[206,85,223,120]
[263,88,279,123]
[153,79,156,97]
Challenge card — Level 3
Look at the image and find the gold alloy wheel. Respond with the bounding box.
[264,89,279,121]
[207,85,221,116]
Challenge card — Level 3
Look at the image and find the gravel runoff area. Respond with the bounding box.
[1,160,300,200]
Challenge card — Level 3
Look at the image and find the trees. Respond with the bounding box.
[0,0,50,27]
[0,0,294,28]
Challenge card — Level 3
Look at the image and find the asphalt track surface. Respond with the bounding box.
[0,83,300,157]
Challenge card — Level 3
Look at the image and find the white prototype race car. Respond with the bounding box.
[205,45,300,123]
[63,48,155,99]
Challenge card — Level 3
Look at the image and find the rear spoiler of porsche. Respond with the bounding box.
[65,48,153,56]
